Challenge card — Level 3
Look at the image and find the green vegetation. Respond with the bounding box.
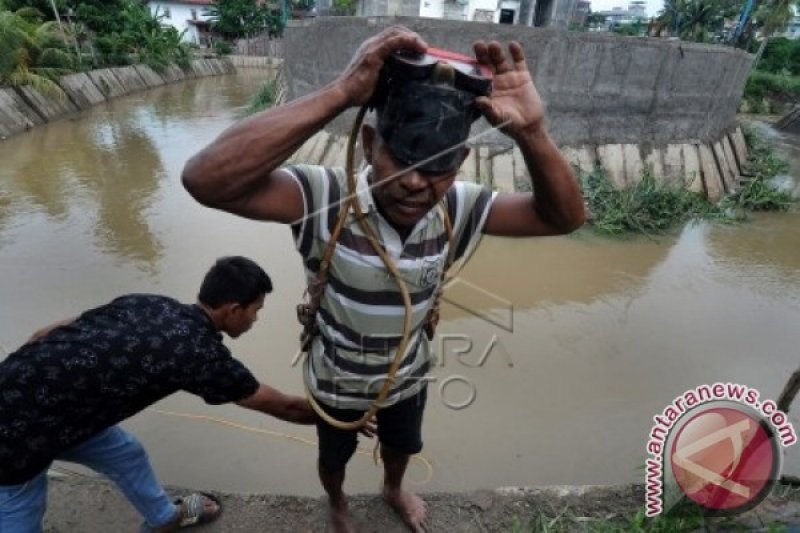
[581,129,795,236]
[734,127,794,210]
[581,168,722,236]
[507,503,794,532]
[507,505,706,532]
[246,79,278,115]
[0,8,74,93]
[611,21,646,36]
[332,0,358,15]
[81,2,190,71]
[742,38,800,111]
[205,0,285,45]
[655,0,740,43]
[214,40,233,55]
[0,0,191,86]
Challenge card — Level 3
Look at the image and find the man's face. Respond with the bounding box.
[225,294,265,338]
[364,126,465,229]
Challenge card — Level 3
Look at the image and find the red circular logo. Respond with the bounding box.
[670,406,780,513]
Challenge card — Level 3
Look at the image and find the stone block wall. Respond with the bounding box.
[0,59,235,141]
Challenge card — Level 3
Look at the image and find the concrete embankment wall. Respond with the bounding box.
[283,17,754,201]
[228,55,287,104]
[0,59,235,141]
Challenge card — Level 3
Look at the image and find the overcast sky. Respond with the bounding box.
[590,0,665,16]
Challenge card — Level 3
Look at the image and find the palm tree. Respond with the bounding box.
[655,0,739,42]
[0,8,74,93]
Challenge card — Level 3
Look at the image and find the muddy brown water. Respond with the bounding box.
[0,74,797,496]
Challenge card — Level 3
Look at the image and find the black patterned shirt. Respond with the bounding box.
[0,294,259,485]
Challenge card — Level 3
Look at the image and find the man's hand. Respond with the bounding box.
[472,40,545,140]
[360,416,377,438]
[26,317,75,345]
[334,26,428,108]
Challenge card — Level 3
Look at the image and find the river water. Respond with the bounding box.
[0,73,797,496]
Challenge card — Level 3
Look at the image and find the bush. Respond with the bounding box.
[758,37,800,75]
[724,127,794,211]
[214,40,233,55]
[745,71,800,100]
[246,79,278,115]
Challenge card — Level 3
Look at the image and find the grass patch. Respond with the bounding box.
[581,129,795,237]
[744,71,800,104]
[507,506,707,532]
[581,169,731,236]
[246,79,278,115]
[727,128,794,212]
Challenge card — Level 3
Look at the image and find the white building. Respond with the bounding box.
[419,0,512,23]
[148,0,214,45]
[358,0,573,26]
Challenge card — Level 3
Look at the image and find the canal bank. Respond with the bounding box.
[42,476,800,531]
[0,56,281,141]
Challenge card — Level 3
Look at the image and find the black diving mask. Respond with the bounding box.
[370,48,493,175]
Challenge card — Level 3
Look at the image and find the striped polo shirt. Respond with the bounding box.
[286,164,496,410]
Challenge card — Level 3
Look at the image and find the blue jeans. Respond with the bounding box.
[0,426,177,533]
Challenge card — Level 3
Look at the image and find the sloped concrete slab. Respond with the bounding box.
[712,141,735,192]
[0,88,43,135]
[731,126,748,164]
[597,144,626,189]
[133,65,165,87]
[57,73,106,108]
[459,147,478,183]
[159,64,186,84]
[109,67,147,94]
[308,131,331,163]
[511,146,531,191]
[478,146,492,188]
[88,68,127,98]
[292,131,323,163]
[722,135,739,177]
[662,144,683,184]
[321,135,347,167]
[643,147,664,181]
[16,85,78,120]
[699,143,724,201]
[322,136,347,167]
[562,146,596,177]
[622,144,643,185]
[491,152,515,192]
[682,144,703,193]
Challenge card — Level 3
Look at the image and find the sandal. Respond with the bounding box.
[142,492,223,532]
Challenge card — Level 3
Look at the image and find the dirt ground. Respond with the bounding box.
[42,476,800,532]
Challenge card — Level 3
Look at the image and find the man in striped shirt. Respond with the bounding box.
[183,26,585,533]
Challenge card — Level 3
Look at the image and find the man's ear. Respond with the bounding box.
[361,124,376,163]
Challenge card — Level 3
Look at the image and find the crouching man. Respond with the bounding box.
[0,256,356,532]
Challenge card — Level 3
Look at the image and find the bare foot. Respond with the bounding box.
[382,488,428,532]
[328,498,357,533]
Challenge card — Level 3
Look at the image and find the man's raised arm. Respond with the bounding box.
[474,41,586,237]
[181,27,428,224]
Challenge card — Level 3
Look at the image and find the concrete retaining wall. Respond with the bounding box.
[286,125,749,201]
[282,16,754,200]
[285,17,752,147]
[0,58,234,140]
[228,55,283,71]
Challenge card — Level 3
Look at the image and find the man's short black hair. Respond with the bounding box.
[198,256,272,309]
